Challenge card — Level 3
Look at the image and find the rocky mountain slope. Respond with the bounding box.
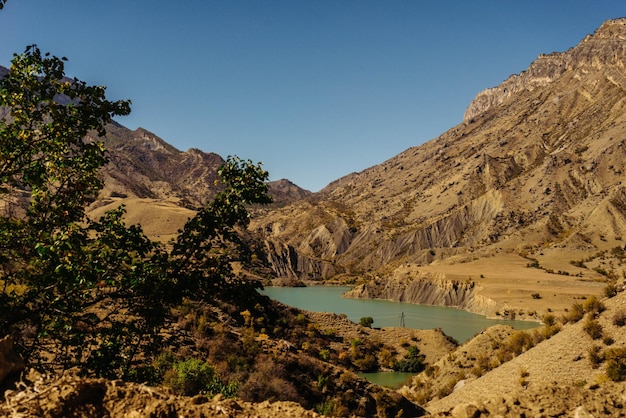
[94,122,311,208]
[416,288,626,416]
[78,121,312,241]
[250,18,626,317]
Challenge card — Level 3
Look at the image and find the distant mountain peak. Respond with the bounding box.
[464,17,626,122]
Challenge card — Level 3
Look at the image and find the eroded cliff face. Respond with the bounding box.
[262,239,343,280]
[251,17,626,291]
[343,271,496,316]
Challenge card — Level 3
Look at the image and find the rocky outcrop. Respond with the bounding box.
[464,18,626,121]
[0,336,24,386]
[463,52,566,122]
[343,272,496,315]
[263,240,343,280]
[2,370,323,418]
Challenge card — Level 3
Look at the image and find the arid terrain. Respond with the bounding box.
[3,17,626,418]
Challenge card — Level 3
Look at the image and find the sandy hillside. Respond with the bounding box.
[422,289,626,416]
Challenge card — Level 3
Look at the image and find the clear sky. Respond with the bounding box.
[1,1,625,191]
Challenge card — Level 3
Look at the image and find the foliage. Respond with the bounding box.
[0,46,272,378]
[604,282,618,298]
[562,302,585,323]
[582,296,606,317]
[583,317,603,340]
[160,356,238,397]
[359,316,374,328]
[605,347,626,382]
[392,345,426,373]
[613,310,626,327]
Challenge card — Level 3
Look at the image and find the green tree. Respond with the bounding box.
[0,46,272,379]
[0,45,133,373]
[359,316,374,328]
[392,345,426,373]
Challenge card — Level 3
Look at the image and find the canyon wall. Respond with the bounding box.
[343,272,496,316]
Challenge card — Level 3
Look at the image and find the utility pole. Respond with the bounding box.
[400,312,405,327]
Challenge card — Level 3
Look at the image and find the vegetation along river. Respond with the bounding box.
[261,285,539,388]
[261,286,538,343]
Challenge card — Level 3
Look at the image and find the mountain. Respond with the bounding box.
[93,123,311,208]
[250,18,626,318]
[84,123,311,240]
[4,19,625,319]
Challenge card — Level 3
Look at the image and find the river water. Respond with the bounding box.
[261,286,538,343]
[261,285,539,388]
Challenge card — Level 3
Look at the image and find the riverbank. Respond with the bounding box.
[336,252,607,321]
[261,286,538,343]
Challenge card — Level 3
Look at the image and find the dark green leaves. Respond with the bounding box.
[0,46,272,380]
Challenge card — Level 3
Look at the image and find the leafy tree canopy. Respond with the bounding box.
[0,45,271,379]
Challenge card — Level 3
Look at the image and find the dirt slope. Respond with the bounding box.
[420,289,626,416]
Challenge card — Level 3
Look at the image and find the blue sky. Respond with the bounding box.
[1,1,625,191]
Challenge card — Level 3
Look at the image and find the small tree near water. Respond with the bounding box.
[359,317,374,328]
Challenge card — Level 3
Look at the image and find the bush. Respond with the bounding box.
[583,318,603,340]
[583,296,606,316]
[164,358,216,396]
[543,314,557,326]
[604,283,618,298]
[562,303,585,323]
[162,358,238,397]
[613,310,626,327]
[507,331,534,355]
[588,346,604,369]
[392,346,426,373]
[359,317,374,328]
[605,348,626,382]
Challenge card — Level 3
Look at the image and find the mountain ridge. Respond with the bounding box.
[249,17,626,319]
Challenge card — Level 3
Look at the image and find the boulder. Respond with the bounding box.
[0,336,25,385]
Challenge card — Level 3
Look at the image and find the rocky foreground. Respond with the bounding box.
[3,286,626,417]
[2,370,321,418]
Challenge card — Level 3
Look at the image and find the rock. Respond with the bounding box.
[451,402,482,418]
[344,273,496,315]
[0,336,25,385]
[453,379,466,392]
[572,405,594,418]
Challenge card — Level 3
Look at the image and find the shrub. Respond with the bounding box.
[531,293,542,300]
[605,348,626,382]
[562,303,585,323]
[588,346,604,369]
[604,283,618,298]
[353,354,378,372]
[583,318,603,340]
[519,368,529,388]
[392,346,426,373]
[603,336,615,346]
[583,296,606,316]
[164,358,215,396]
[614,310,626,327]
[239,356,301,403]
[508,330,534,355]
[543,314,557,326]
[359,316,374,328]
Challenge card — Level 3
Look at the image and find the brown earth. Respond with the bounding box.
[2,369,321,418]
[404,288,626,416]
[306,311,457,366]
